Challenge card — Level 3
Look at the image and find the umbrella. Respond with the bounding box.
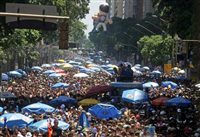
[15,69,27,76]
[133,70,143,76]
[78,98,100,106]
[0,113,34,129]
[61,63,73,70]
[122,89,148,103]
[166,97,191,107]
[90,67,101,72]
[152,96,169,106]
[0,92,16,98]
[85,85,114,97]
[8,71,22,78]
[31,66,43,71]
[73,73,89,78]
[89,103,121,120]
[162,81,178,89]
[49,96,77,107]
[0,107,3,113]
[79,68,95,73]
[2,73,9,81]
[22,102,55,114]
[41,64,51,68]
[43,70,55,75]
[54,68,65,73]
[151,70,162,75]
[49,73,62,78]
[143,82,159,88]
[143,66,150,70]
[51,82,69,89]
[77,112,90,129]
[178,70,185,74]
[57,59,66,63]
[195,83,200,88]
[28,118,69,133]
[106,64,118,69]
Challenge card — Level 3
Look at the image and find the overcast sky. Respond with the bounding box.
[81,0,106,37]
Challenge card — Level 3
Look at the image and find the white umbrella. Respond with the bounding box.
[73,73,89,78]
[178,70,185,74]
[143,66,150,70]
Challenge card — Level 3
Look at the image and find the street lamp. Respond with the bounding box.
[136,24,156,35]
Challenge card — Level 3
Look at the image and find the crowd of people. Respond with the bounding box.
[0,61,199,137]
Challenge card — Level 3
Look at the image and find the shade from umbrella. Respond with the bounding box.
[78,98,99,106]
[73,73,89,78]
[122,89,148,103]
[8,71,22,78]
[22,102,55,114]
[41,64,51,68]
[49,73,62,78]
[28,118,69,133]
[85,85,114,97]
[43,70,55,75]
[162,81,178,89]
[152,96,169,106]
[2,73,9,81]
[52,82,69,89]
[31,66,43,71]
[77,112,90,129]
[143,82,159,88]
[166,97,191,107]
[0,113,34,129]
[89,103,121,120]
[49,96,77,107]
[0,92,16,98]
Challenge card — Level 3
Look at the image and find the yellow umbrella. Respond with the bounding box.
[86,63,98,68]
[78,98,99,106]
[61,63,73,70]
[57,59,66,63]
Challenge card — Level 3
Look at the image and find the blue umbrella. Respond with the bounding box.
[143,82,159,88]
[15,69,27,76]
[49,73,61,78]
[31,66,43,71]
[77,112,90,129]
[166,97,191,107]
[122,89,148,103]
[49,96,77,107]
[2,73,9,81]
[162,81,178,89]
[28,118,70,133]
[22,102,55,114]
[0,113,34,129]
[88,103,121,120]
[43,70,55,75]
[52,82,69,89]
[8,71,22,78]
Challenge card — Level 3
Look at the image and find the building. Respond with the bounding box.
[107,0,154,20]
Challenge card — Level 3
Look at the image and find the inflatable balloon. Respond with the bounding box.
[92,3,112,32]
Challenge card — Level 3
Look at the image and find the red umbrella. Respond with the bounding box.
[152,96,169,106]
[85,85,115,97]
[53,68,65,73]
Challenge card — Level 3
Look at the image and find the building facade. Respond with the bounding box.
[106,0,154,20]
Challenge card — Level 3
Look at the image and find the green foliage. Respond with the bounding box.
[152,0,192,39]
[139,35,175,66]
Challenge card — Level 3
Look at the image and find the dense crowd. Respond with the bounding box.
[0,62,199,137]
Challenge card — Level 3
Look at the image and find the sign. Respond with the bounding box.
[6,3,58,30]
[164,64,172,74]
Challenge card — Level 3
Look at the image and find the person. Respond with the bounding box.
[48,119,62,137]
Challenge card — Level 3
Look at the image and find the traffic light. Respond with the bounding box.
[59,20,69,49]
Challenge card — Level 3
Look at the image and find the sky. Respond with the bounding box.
[81,0,106,37]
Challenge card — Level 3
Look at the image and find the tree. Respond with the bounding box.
[138,35,175,66]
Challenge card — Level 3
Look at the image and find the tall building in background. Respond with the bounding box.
[107,0,154,20]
